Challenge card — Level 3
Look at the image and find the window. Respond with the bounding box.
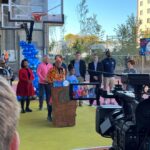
[147,8,150,13]
[140,10,143,15]
[140,1,143,6]
[147,18,150,23]
[139,19,143,24]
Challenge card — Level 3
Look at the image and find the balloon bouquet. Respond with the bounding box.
[19,41,40,95]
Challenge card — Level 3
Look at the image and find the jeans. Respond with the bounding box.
[39,83,51,109]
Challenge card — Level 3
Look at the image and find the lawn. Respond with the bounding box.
[18,101,111,150]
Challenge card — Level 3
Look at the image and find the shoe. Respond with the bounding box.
[26,108,32,112]
[47,116,52,122]
[21,109,26,113]
[79,102,83,107]
[39,107,43,111]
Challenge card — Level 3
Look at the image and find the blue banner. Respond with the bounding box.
[140,38,150,56]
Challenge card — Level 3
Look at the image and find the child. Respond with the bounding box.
[67,64,78,84]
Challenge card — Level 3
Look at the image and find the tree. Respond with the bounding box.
[64,34,100,54]
[77,0,104,39]
[114,14,139,54]
[77,0,89,34]
[84,14,104,39]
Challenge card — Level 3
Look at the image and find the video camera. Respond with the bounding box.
[69,74,150,150]
[96,74,150,150]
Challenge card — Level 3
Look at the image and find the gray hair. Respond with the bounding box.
[0,76,20,150]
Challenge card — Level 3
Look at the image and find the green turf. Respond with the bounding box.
[18,101,111,150]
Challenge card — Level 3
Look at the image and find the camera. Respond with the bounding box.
[96,74,150,150]
[69,74,150,150]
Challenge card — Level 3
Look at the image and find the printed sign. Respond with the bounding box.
[140,38,150,56]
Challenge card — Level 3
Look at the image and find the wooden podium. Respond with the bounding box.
[51,86,77,127]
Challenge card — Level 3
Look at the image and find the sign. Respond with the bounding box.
[140,38,150,56]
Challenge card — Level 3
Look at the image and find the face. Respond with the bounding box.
[70,68,75,75]
[93,55,98,62]
[75,53,81,60]
[43,56,50,63]
[24,61,28,68]
[55,61,62,68]
[127,62,132,69]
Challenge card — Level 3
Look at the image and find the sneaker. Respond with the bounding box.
[21,110,26,113]
[26,108,32,112]
[39,107,43,111]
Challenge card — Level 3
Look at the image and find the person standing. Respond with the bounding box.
[101,50,116,104]
[70,51,86,106]
[88,53,102,106]
[0,58,8,79]
[47,55,66,121]
[37,55,53,110]
[54,55,67,76]
[16,59,35,113]
[0,58,12,84]
[122,59,137,91]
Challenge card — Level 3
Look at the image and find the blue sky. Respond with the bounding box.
[64,0,137,38]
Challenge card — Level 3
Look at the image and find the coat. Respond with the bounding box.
[16,68,35,96]
[70,59,86,79]
[88,61,102,84]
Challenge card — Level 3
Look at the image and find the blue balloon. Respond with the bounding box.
[19,40,41,96]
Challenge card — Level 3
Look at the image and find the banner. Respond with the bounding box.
[140,38,150,56]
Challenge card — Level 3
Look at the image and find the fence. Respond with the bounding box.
[112,55,150,73]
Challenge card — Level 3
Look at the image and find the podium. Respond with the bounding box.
[51,86,77,127]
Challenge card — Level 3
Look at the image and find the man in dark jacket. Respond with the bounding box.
[88,53,102,106]
[70,51,86,81]
[101,49,116,104]
[70,51,86,106]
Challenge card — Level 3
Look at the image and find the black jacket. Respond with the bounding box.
[88,61,102,83]
[70,59,86,79]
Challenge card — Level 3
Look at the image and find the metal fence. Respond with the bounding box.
[112,55,150,74]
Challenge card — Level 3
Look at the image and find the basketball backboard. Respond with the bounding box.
[1,0,64,29]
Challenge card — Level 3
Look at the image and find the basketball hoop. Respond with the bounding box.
[32,12,47,22]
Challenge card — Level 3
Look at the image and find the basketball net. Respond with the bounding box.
[32,12,47,22]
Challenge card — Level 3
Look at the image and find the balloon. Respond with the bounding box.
[19,40,41,96]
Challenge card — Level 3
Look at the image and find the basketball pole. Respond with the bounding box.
[21,21,35,44]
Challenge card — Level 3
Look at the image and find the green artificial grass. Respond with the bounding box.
[18,101,111,150]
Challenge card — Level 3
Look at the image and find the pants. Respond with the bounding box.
[103,77,115,91]
[39,83,51,109]
[48,104,52,118]
[89,84,100,106]
[20,96,30,111]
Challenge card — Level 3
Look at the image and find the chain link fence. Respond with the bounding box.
[112,55,150,74]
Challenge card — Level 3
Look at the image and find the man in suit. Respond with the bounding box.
[70,51,86,106]
[70,51,86,81]
[88,53,102,106]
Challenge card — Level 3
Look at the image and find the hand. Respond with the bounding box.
[93,76,98,80]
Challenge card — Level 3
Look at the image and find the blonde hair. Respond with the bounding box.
[0,76,20,150]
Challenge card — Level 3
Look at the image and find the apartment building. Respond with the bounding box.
[138,0,150,32]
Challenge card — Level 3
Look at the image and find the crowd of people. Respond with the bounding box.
[0,49,142,150]
[0,49,139,122]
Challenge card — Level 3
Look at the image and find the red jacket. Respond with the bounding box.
[16,68,35,96]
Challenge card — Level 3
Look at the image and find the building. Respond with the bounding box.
[0,0,49,72]
[138,0,150,33]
